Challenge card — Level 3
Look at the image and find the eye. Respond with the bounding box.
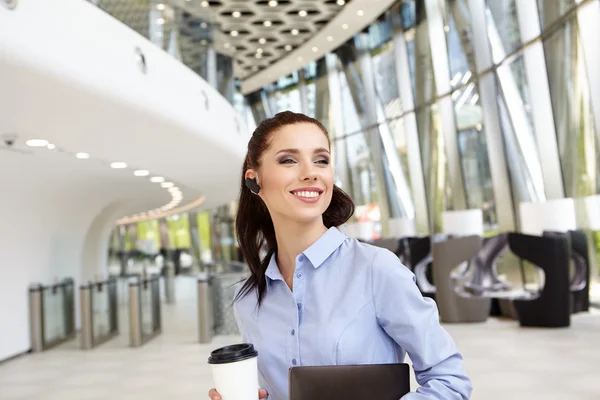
[315,157,330,165]
[279,157,296,164]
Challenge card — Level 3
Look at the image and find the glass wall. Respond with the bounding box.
[101,0,600,248]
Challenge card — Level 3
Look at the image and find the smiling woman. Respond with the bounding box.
[235,111,354,302]
[209,111,472,400]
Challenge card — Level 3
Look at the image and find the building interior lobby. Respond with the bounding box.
[1,0,600,399]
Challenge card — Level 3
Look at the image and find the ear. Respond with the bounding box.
[245,169,258,183]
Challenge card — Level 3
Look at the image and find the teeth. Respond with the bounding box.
[294,191,319,198]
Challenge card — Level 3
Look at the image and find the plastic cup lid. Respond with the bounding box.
[208,343,258,364]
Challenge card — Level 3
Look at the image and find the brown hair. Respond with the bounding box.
[234,111,355,305]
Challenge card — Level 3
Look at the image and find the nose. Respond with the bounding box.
[300,162,318,182]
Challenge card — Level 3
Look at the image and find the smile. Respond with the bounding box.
[290,188,324,203]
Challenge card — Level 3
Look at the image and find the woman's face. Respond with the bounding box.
[247,122,334,225]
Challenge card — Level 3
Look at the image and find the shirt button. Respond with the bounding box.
[297,303,302,310]
[297,255,304,263]
[292,359,297,366]
[296,273,302,278]
[291,329,295,336]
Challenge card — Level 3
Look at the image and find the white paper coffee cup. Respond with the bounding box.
[208,343,259,400]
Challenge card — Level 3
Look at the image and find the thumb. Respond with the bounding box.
[259,389,268,399]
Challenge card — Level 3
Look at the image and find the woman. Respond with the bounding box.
[209,111,472,400]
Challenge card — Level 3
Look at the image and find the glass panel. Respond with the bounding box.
[495,54,545,203]
[344,132,380,209]
[485,0,522,63]
[416,104,448,232]
[538,0,576,30]
[543,17,599,197]
[371,42,404,121]
[267,87,303,114]
[443,0,478,89]
[388,117,411,190]
[404,2,436,107]
[43,286,66,344]
[444,0,497,230]
[92,284,110,340]
[141,282,154,336]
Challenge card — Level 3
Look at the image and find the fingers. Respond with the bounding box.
[259,389,268,399]
[208,388,221,400]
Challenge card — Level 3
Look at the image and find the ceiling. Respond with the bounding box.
[1,0,247,224]
[97,0,353,80]
[175,0,352,79]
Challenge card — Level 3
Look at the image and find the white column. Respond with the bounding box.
[515,0,565,200]
[392,23,430,234]
[467,0,516,231]
[424,0,467,210]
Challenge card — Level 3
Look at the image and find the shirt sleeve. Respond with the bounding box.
[371,248,473,399]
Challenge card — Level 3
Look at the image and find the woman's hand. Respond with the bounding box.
[208,388,268,399]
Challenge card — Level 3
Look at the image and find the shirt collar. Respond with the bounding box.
[303,226,347,268]
[264,227,347,283]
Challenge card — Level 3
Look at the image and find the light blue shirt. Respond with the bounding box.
[234,227,472,399]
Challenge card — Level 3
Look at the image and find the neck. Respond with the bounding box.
[271,216,328,285]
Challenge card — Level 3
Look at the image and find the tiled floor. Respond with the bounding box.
[0,278,599,400]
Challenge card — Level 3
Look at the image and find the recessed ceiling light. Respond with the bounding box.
[224,42,231,48]
[151,176,165,183]
[259,38,267,44]
[201,1,209,7]
[268,0,278,6]
[255,53,262,59]
[168,187,180,193]
[342,23,349,30]
[232,11,241,18]
[157,18,165,25]
[26,139,48,147]
[257,48,263,53]
[47,144,56,150]
[327,36,334,42]
[76,152,90,159]
[312,46,318,52]
[299,10,307,17]
[201,39,207,45]
[134,169,150,177]
[337,0,345,5]
[110,162,127,169]
[156,4,165,10]
[357,10,364,16]
[230,30,239,36]
[291,29,299,35]
[285,44,292,51]
[263,20,272,27]
[161,182,174,188]
[200,22,207,28]
[252,66,259,71]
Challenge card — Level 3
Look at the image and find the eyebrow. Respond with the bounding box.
[275,148,330,155]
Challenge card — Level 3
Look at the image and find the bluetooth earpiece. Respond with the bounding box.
[245,177,261,194]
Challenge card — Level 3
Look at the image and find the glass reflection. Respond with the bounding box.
[538,0,576,30]
[544,17,599,197]
[485,0,522,62]
[43,286,67,344]
[403,1,436,106]
[443,0,477,87]
[495,54,545,202]
[416,104,448,232]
